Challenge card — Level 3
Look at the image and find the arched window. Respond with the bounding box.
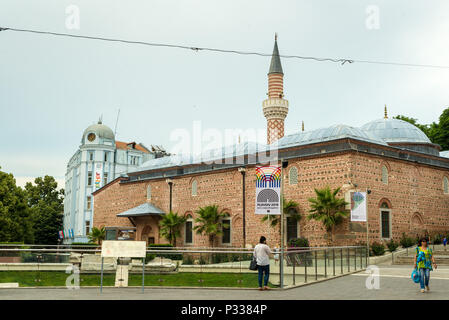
[380,201,391,239]
[289,167,298,185]
[444,176,449,194]
[184,214,193,245]
[191,180,197,196]
[381,165,388,184]
[146,185,151,200]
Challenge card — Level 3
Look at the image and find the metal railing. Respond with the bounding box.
[0,246,367,289]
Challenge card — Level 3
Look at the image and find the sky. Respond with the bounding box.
[1,0,448,188]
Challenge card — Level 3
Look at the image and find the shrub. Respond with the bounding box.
[386,240,399,252]
[147,244,182,260]
[145,253,156,263]
[432,234,443,245]
[182,254,195,265]
[400,233,415,248]
[370,242,385,256]
[288,237,310,248]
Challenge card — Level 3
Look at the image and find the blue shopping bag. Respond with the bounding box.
[411,268,420,283]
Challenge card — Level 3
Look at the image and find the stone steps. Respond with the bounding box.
[394,255,449,265]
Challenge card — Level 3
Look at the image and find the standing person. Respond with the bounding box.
[413,238,437,293]
[443,236,447,251]
[253,236,272,291]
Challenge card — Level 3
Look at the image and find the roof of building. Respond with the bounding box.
[134,141,266,173]
[361,118,432,144]
[268,38,283,75]
[440,150,449,158]
[82,121,115,142]
[116,141,150,153]
[116,202,165,217]
[277,124,388,149]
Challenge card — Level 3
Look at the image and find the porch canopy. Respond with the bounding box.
[117,202,166,217]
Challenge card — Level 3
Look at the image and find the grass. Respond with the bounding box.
[0,271,276,288]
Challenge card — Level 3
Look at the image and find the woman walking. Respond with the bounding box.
[253,236,272,291]
[414,238,437,293]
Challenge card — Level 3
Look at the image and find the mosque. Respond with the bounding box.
[92,38,449,247]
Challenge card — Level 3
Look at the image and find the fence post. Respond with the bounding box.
[100,257,104,294]
[332,248,335,276]
[292,253,295,286]
[347,248,350,272]
[354,247,357,270]
[324,249,327,278]
[304,252,307,283]
[142,257,145,293]
[340,248,343,274]
[314,250,318,281]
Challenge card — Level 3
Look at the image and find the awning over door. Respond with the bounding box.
[117,202,165,217]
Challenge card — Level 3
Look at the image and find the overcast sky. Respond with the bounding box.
[1,0,448,188]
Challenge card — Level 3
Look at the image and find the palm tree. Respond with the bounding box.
[159,211,187,246]
[261,198,301,227]
[88,226,106,246]
[194,205,230,247]
[262,198,301,246]
[307,186,349,245]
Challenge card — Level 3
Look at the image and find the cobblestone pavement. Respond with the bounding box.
[1,266,448,300]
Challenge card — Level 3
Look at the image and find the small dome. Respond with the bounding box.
[361,118,431,144]
[82,121,115,143]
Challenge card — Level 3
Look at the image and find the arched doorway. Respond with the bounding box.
[141,225,155,245]
[410,212,425,238]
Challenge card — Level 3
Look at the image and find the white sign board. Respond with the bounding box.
[94,162,103,191]
[350,192,367,222]
[101,240,146,258]
[255,166,281,215]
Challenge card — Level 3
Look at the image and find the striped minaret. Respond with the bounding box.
[263,34,289,144]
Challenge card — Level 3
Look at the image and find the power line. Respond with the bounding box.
[1,26,449,69]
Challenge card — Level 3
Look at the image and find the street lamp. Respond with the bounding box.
[238,167,247,248]
[166,178,173,212]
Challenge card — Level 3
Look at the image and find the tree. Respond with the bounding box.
[159,211,187,246]
[261,198,301,246]
[307,186,349,245]
[432,108,449,150]
[88,226,106,245]
[193,205,229,247]
[394,107,449,150]
[261,198,301,228]
[25,176,64,245]
[0,167,33,243]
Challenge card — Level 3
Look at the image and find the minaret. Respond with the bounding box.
[263,34,289,144]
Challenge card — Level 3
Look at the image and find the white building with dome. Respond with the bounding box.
[62,120,168,243]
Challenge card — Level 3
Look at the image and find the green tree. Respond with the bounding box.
[394,107,449,150]
[261,198,301,228]
[25,176,64,245]
[0,167,33,243]
[193,205,229,247]
[159,211,187,246]
[432,108,449,150]
[88,226,106,245]
[307,186,349,245]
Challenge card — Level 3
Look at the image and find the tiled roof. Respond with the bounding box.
[117,202,165,217]
[116,141,149,153]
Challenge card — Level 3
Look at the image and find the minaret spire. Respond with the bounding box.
[263,35,289,144]
[384,105,388,119]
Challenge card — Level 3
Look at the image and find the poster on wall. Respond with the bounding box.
[255,165,281,215]
[350,191,367,222]
[94,163,103,191]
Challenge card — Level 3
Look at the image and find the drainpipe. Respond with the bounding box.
[166,178,173,212]
[238,167,247,248]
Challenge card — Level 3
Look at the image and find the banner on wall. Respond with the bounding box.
[350,191,367,222]
[94,163,103,191]
[255,165,282,215]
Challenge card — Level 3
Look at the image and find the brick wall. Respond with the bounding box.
[93,151,449,248]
